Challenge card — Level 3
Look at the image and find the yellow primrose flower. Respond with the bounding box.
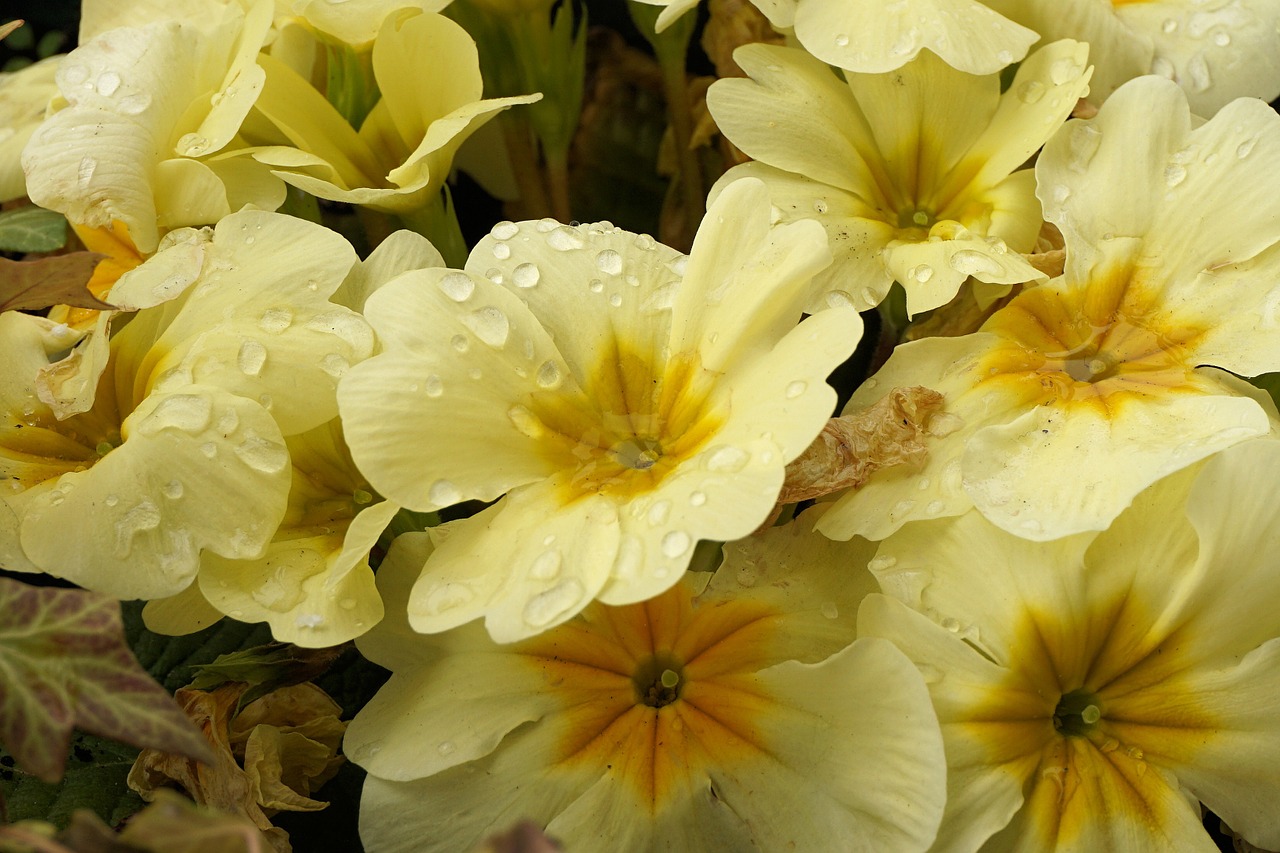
[248,10,537,216]
[346,518,946,851]
[987,0,1280,115]
[0,211,372,600]
[637,0,1037,75]
[337,178,861,642]
[22,0,286,254]
[142,231,446,646]
[0,55,61,203]
[859,439,1280,852]
[818,76,1280,543]
[707,40,1090,317]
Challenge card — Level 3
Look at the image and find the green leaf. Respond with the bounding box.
[0,732,146,828]
[188,642,349,708]
[122,602,274,693]
[0,253,113,313]
[0,207,69,253]
[0,578,213,784]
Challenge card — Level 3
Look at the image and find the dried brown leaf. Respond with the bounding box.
[701,0,785,78]
[127,685,290,853]
[0,254,113,313]
[779,387,947,503]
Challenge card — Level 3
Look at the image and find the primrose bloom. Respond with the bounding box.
[23,0,285,254]
[638,0,1037,75]
[338,178,861,642]
[819,76,1280,543]
[0,211,371,600]
[140,230,444,645]
[708,40,1089,317]
[859,439,1280,852]
[249,11,536,215]
[988,0,1280,115]
[347,518,946,851]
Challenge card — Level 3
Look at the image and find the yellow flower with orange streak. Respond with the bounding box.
[346,517,946,852]
[819,76,1280,544]
[859,439,1280,852]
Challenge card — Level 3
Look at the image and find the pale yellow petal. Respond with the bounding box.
[792,0,1037,75]
[20,387,290,599]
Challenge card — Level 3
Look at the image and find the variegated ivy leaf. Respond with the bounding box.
[0,577,213,783]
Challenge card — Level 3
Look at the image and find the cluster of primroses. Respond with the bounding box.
[5,0,1280,850]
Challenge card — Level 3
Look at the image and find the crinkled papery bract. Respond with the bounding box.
[708,40,1089,316]
[338,177,861,642]
[818,76,1280,543]
[859,439,1280,852]
[1,210,371,602]
[346,518,945,851]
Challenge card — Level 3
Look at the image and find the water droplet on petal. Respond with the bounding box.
[96,71,120,96]
[523,579,584,627]
[909,264,934,283]
[1050,56,1081,85]
[492,242,511,260]
[689,491,707,507]
[162,480,184,500]
[536,360,561,388]
[425,375,444,397]
[821,601,839,619]
[234,431,288,473]
[1237,137,1258,159]
[462,306,510,348]
[491,221,519,240]
[834,33,850,47]
[1164,164,1187,187]
[596,249,623,275]
[259,308,292,333]
[647,500,671,526]
[424,582,474,614]
[530,549,562,580]
[785,380,807,399]
[438,272,475,302]
[948,250,1003,277]
[437,741,456,756]
[451,334,469,352]
[547,226,585,251]
[512,263,540,288]
[507,404,542,437]
[704,446,749,473]
[237,340,267,376]
[321,353,350,377]
[661,530,691,558]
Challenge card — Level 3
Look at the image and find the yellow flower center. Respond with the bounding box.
[962,603,1219,847]
[976,262,1206,412]
[524,339,722,504]
[513,578,782,812]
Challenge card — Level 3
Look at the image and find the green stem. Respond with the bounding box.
[630,1,704,248]
[545,150,572,223]
[398,188,468,268]
[500,112,553,219]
